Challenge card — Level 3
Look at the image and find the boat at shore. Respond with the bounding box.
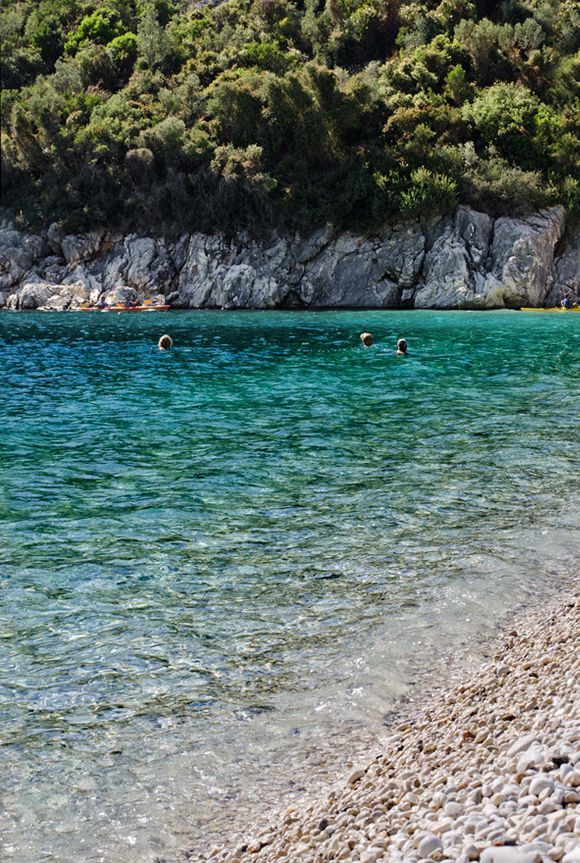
[78,303,170,312]
[520,306,580,312]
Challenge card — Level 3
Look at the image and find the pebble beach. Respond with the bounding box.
[200,589,579,863]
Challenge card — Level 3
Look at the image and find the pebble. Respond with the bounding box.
[529,775,555,797]
[518,748,545,772]
[348,769,365,786]
[507,735,539,758]
[205,595,579,863]
[418,834,443,857]
[444,802,464,818]
[481,850,541,863]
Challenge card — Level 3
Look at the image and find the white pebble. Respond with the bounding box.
[529,775,555,797]
[418,834,443,858]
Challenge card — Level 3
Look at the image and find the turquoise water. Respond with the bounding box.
[0,310,578,863]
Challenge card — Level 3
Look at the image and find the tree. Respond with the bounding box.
[137,2,169,70]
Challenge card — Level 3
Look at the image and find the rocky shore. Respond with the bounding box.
[1,206,578,311]
[198,591,579,863]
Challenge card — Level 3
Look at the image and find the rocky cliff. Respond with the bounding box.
[0,206,577,311]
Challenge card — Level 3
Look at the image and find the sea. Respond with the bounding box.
[0,309,578,862]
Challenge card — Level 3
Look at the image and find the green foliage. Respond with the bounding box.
[400,167,458,215]
[138,115,186,164]
[444,64,472,105]
[0,0,577,233]
[108,32,138,67]
[465,83,539,142]
[137,2,170,70]
[460,143,557,214]
[65,7,126,54]
[241,41,292,73]
[0,6,42,89]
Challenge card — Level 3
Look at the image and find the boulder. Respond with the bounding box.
[7,281,52,310]
[102,285,141,306]
[6,280,89,310]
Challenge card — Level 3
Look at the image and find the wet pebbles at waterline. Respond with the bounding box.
[205,592,579,863]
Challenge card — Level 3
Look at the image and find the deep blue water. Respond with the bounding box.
[0,310,578,862]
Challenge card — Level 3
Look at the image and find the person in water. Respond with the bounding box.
[360,332,374,347]
[396,338,408,355]
[158,334,173,350]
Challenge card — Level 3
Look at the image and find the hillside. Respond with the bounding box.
[1,0,578,235]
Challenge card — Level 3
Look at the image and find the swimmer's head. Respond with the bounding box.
[360,332,373,347]
[397,338,407,354]
[158,334,173,350]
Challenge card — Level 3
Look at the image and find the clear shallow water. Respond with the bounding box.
[0,310,578,862]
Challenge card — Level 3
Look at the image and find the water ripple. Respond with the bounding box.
[0,310,578,862]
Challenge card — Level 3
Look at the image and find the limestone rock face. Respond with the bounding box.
[0,206,575,310]
[416,233,473,309]
[46,223,66,256]
[485,208,565,307]
[297,226,424,308]
[173,223,425,309]
[414,206,566,309]
[547,221,580,306]
[177,233,295,308]
[455,206,493,268]
[0,228,47,292]
[61,229,104,264]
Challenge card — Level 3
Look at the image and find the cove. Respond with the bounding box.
[0,310,578,862]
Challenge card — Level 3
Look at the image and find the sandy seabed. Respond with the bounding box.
[195,586,579,863]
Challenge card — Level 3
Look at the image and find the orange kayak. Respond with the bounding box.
[79,305,171,312]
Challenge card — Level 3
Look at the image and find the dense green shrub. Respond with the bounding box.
[65,7,127,54]
[400,167,458,215]
[460,144,557,214]
[464,82,541,162]
[0,0,577,234]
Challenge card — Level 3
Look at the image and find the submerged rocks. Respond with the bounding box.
[0,206,577,310]
[199,594,579,863]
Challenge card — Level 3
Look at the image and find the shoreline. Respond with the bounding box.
[1,307,579,314]
[197,584,579,863]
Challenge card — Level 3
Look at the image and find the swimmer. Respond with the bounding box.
[360,332,374,347]
[158,334,173,350]
[396,338,408,355]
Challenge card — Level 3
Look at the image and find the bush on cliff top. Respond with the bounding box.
[0,0,578,234]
